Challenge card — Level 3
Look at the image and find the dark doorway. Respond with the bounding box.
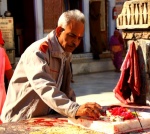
[7,0,36,57]
[89,0,108,59]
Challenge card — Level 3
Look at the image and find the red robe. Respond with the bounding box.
[113,42,141,104]
[0,30,4,45]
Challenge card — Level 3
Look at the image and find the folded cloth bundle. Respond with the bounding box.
[113,42,141,104]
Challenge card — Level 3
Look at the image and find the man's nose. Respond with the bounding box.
[73,37,81,47]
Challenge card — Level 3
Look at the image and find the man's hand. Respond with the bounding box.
[75,102,102,119]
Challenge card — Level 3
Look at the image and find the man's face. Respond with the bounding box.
[56,20,84,53]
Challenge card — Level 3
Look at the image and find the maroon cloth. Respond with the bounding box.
[113,42,141,104]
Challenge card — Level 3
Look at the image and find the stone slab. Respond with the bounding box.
[68,106,150,134]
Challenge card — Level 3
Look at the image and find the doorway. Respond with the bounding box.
[89,0,108,59]
[7,0,36,57]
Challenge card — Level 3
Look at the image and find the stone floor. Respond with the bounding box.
[71,71,121,106]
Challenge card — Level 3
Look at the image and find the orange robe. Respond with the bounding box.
[0,47,12,114]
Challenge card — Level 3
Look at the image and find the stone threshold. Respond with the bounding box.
[72,52,115,75]
[72,51,111,61]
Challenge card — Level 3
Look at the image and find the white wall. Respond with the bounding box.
[0,0,7,16]
[82,0,90,53]
[34,0,44,40]
[107,0,116,41]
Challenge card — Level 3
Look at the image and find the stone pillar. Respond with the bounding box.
[1,0,7,16]
[34,0,44,40]
[0,0,2,16]
[108,0,116,39]
[82,0,90,53]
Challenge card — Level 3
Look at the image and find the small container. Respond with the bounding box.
[4,11,11,17]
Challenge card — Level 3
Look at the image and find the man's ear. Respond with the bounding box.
[56,26,63,37]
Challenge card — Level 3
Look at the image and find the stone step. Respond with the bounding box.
[72,53,115,75]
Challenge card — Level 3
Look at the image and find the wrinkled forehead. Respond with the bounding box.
[64,20,84,38]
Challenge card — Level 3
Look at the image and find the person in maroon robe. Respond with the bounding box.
[109,30,124,72]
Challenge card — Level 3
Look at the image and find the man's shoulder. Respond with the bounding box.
[39,41,49,53]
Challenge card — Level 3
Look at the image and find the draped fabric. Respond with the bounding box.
[113,42,141,104]
[109,33,124,49]
[0,48,6,115]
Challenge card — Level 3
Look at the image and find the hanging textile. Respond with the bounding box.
[113,42,141,104]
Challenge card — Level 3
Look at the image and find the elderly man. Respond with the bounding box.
[1,9,102,123]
